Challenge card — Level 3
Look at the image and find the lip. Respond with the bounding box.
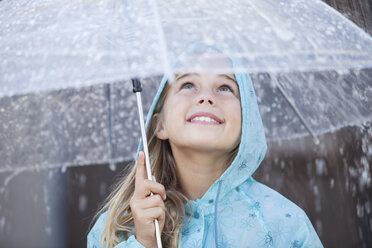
[187,112,224,124]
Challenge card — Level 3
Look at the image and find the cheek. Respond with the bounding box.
[227,101,242,127]
[230,102,242,145]
[163,97,188,127]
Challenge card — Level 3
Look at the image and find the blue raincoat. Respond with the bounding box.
[88,50,323,248]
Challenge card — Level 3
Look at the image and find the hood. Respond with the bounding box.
[137,43,267,204]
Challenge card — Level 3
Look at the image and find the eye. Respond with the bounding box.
[180,82,195,90]
[218,84,233,93]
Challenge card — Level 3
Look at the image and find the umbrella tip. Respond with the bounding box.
[132,78,142,93]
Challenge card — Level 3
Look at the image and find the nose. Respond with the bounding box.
[197,92,215,106]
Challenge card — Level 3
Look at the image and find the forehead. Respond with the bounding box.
[175,53,234,75]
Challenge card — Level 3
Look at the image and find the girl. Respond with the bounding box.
[88,51,323,248]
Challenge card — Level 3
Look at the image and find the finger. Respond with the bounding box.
[140,194,166,210]
[151,176,166,199]
[136,179,166,200]
[135,151,147,189]
[141,207,166,223]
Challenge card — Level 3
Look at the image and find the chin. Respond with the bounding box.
[186,140,232,152]
[171,132,238,151]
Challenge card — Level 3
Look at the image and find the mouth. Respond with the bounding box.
[187,112,224,125]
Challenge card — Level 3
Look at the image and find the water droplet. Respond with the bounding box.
[367,143,372,157]
[365,201,370,214]
[329,178,334,189]
[315,219,322,236]
[356,203,364,218]
[325,26,335,35]
[315,159,326,176]
[79,195,88,212]
[339,147,344,155]
[275,28,294,42]
[313,185,319,196]
[94,53,103,62]
[274,157,279,165]
[315,198,321,213]
[280,160,286,169]
[358,226,363,239]
[79,174,87,187]
[109,162,116,171]
[100,183,107,197]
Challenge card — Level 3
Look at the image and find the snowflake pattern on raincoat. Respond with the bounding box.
[88,47,323,248]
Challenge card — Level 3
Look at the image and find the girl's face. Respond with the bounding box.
[155,72,242,154]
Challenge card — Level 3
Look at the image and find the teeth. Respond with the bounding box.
[191,116,218,123]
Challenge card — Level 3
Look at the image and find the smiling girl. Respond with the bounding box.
[88,53,323,248]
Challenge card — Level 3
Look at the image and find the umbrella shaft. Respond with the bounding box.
[135,92,152,180]
[135,92,163,248]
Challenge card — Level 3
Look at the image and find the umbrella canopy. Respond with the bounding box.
[1,0,372,97]
[1,0,372,172]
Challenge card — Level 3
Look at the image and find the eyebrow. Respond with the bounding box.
[175,73,236,83]
[218,74,237,84]
[175,73,199,81]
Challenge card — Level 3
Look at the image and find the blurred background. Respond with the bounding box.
[0,0,372,247]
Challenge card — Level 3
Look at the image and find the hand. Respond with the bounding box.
[129,151,166,248]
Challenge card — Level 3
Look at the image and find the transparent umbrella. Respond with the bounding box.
[1,1,372,246]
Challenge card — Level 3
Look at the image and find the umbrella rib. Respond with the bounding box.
[273,76,319,142]
[149,0,174,81]
[107,83,115,168]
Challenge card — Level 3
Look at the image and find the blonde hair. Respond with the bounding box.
[92,81,240,248]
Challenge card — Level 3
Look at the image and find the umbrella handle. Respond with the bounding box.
[132,79,163,248]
